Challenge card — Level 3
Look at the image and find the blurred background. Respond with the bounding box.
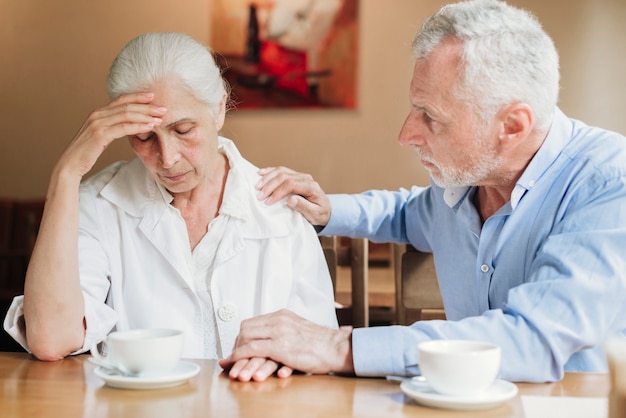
[1,0,624,199]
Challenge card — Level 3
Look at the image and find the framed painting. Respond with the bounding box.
[209,0,358,109]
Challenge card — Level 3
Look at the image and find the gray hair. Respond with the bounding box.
[107,32,229,115]
[412,0,559,131]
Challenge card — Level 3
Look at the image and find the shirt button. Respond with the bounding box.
[218,304,237,322]
[480,264,490,273]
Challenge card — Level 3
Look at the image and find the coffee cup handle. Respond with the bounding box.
[90,338,110,364]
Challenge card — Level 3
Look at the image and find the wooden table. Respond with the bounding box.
[0,352,609,417]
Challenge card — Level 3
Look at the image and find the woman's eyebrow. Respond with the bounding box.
[165,118,193,129]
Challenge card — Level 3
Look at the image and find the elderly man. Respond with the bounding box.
[220,0,626,383]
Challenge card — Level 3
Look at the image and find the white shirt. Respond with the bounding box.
[4,137,338,359]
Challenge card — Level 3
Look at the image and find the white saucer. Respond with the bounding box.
[94,360,201,390]
[401,378,518,410]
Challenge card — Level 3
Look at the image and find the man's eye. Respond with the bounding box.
[176,127,192,135]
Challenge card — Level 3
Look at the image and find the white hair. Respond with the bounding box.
[107,32,229,115]
[412,0,559,131]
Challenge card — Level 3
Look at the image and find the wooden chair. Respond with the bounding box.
[394,244,445,325]
[320,236,369,328]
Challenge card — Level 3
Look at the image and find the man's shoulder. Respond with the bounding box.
[565,120,626,177]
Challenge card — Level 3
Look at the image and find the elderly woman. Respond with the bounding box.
[3,32,338,364]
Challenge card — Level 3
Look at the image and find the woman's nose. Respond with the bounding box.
[157,138,180,168]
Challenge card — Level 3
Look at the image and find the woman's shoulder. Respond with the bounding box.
[223,144,310,236]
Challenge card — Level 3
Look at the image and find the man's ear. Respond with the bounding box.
[498,103,533,147]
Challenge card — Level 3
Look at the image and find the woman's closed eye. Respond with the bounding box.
[173,123,194,136]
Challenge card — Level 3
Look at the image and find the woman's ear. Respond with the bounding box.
[214,92,227,131]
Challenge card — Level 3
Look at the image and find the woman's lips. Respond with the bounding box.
[163,172,188,182]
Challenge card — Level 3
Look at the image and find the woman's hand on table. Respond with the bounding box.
[219,309,355,382]
[221,358,294,382]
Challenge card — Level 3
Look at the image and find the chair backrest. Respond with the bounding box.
[320,236,369,328]
[0,198,45,294]
[395,244,444,324]
[320,235,338,290]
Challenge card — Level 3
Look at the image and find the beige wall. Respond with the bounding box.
[1,0,624,198]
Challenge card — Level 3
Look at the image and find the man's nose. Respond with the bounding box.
[398,112,425,147]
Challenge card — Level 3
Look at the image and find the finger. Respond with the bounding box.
[226,358,251,380]
[227,339,280,364]
[73,120,158,155]
[256,166,277,178]
[90,93,164,125]
[234,309,301,346]
[91,92,166,126]
[108,100,167,118]
[218,357,234,371]
[256,167,287,190]
[105,121,161,141]
[76,99,164,139]
[286,194,331,226]
[260,174,314,204]
[276,365,294,379]
[111,91,156,106]
[228,310,299,361]
[110,92,162,106]
[252,359,280,382]
[286,194,318,213]
[102,104,166,130]
[233,357,268,382]
[236,311,286,342]
[79,106,164,143]
[256,166,296,188]
[286,195,318,223]
[256,167,299,199]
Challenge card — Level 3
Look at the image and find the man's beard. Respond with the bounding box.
[415,138,503,189]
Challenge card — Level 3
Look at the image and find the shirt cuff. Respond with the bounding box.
[2,293,119,356]
[321,194,361,237]
[81,293,119,354]
[3,295,29,352]
[352,325,422,377]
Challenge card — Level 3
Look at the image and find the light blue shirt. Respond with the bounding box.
[322,108,626,382]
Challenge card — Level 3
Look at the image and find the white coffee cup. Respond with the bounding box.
[90,328,183,377]
[418,339,501,397]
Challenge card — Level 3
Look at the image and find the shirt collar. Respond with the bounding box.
[102,136,251,220]
[154,137,250,220]
[215,137,249,220]
[510,107,572,209]
[443,186,470,208]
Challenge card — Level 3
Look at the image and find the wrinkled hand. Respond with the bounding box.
[219,309,354,382]
[221,358,294,382]
[256,167,331,226]
[57,92,166,179]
